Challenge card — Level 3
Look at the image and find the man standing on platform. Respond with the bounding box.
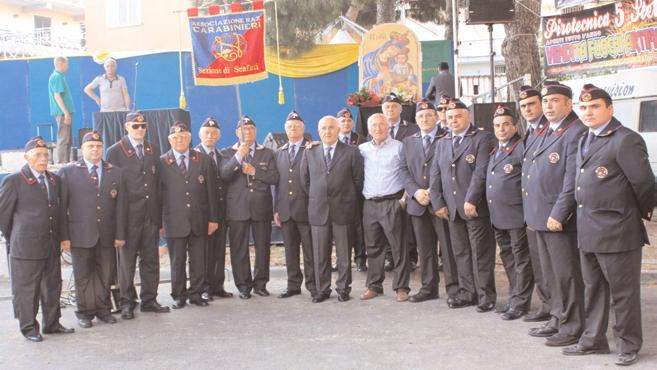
[358,113,410,302]
[486,106,533,320]
[0,137,74,341]
[301,116,363,303]
[562,85,655,366]
[59,131,127,328]
[48,56,75,164]
[160,122,218,309]
[518,85,551,323]
[195,117,233,300]
[400,99,458,304]
[337,107,366,272]
[273,111,315,299]
[106,112,170,319]
[524,82,586,347]
[220,116,278,299]
[429,99,497,312]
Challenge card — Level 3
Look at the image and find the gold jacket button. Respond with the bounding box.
[145,195,149,199]
[250,189,254,192]
[289,191,293,195]
[186,204,191,208]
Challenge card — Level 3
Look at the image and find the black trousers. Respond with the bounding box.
[119,218,160,308]
[536,230,584,337]
[71,243,113,319]
[362,198,410,293]
[281,219,316,294]
[579,248,643,354]
[228,220,272,293]
[411,211,458,297]
[204,222,229,294]
[493,227,534,311]
[166,234,206,302]
[448,214,497,304]
[527,228,551,314]
[312,222,351,296]
[10,245,62,336]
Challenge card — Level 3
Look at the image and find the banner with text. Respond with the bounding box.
[188,10,267,86]
[542,1,657,77]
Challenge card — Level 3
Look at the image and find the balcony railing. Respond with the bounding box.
[0,26,86,59]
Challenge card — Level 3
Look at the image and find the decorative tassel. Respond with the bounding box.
[278,87,285,105]
[179,93,187,110]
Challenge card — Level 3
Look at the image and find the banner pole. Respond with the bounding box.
[274,0,284,105]
[177,11,186,109]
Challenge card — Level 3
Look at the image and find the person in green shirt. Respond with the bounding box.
[48,56,75,163]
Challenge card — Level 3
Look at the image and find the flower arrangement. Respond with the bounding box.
[346,88,380,107]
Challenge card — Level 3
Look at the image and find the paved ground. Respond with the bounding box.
[1,264,656,369]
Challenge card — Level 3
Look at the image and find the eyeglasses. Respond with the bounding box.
[131,123,147,130]
[436,107,446,112]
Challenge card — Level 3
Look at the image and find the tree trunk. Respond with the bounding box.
[444,0,453,41]
[345,3,361,22]
[376,0,396,24]
[502,0,542,100]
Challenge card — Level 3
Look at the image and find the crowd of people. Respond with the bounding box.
[1,57,655,367]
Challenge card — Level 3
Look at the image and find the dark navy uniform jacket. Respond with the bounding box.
[59,159,128,247]
[429,125,496,221]
[274,140,309,223]
[575,118,655,253]
[486,134,525,230]
[194,144,226,222]
[521,115,548,207]
[0,165,61,259]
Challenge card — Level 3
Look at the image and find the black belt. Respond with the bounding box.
[368,190,404,202]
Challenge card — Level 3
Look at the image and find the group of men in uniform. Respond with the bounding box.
[1,82,654,367]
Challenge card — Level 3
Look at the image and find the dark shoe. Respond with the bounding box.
[253,288,270,297]
[476,302,495,313]
[448,298,475,309]
[337,291,350,302]
[384,258,393,272]
[189,299,209,307]
[562,344,610,356]
[546,333,580,347]
[121,306,134,320]
[43,323,74,334]
[24,332,43,342]
[239,291,251,300]
[140,302,170,313]
[528,323,558,337]
[446,296,456,306]
[312,293,329,303]
[495,303,511,314]
[171,299,187,309]
[97,314,117,324]
[409,292,439,303]
[356,263,367,272]
[523,310,551,322]
[278,289,301,298]
[201,292,214,301]
[501,308,527,321]
[616,352,639,366]
[212,290,234,298]
[78,319,93,328]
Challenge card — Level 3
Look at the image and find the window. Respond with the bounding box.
[106,0,141,28]
[639,100,657,133]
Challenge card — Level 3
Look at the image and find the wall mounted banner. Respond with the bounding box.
[188,10,267,86]
[542,1,657,77]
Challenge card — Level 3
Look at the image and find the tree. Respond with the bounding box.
[501,0,542,96]
[376,0,396,23]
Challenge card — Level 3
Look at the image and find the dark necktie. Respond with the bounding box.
[209,150,217,166]
[389,126,395,140]
[527,126,534,136]
[423,135,432,157]
[38,174,52,201]
[90,165,99,188]
[324,147,332,168]
[582,132,596,157]
[289,143,296,162]
[136,144,144,159]
[495,145,504,160]
[453,136,462,153]
[342,136,349,144]
[247,149,254,163]
[546,127,554,137]
[179,155,188,176]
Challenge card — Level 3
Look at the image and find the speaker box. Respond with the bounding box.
[466,0,516,25]
[470,103,517,133]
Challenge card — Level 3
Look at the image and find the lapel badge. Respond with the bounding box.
[595,166,608,179]
[198,175,205,184]
[503,164,514,174]
[110,189,118,199]
[548,152,560,164]
[465,154,475,164]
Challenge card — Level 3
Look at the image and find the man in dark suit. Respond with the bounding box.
[429,99,497,312]
[220,116,279,299]
[59,131,127,328]
[301,115,364,303]
[562,85,655,366]
[426,62,455,105]
[524,82,587,347]
[486,106,533,321]
[160,122,218,309]
[0,137,74,342]
[273,111,315,298]
[382,92,420,271]
[400,99,457,304]
[106,112,169,320]
[337,107,366,272]
[194,117,233,300]
[518,85,551,323]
